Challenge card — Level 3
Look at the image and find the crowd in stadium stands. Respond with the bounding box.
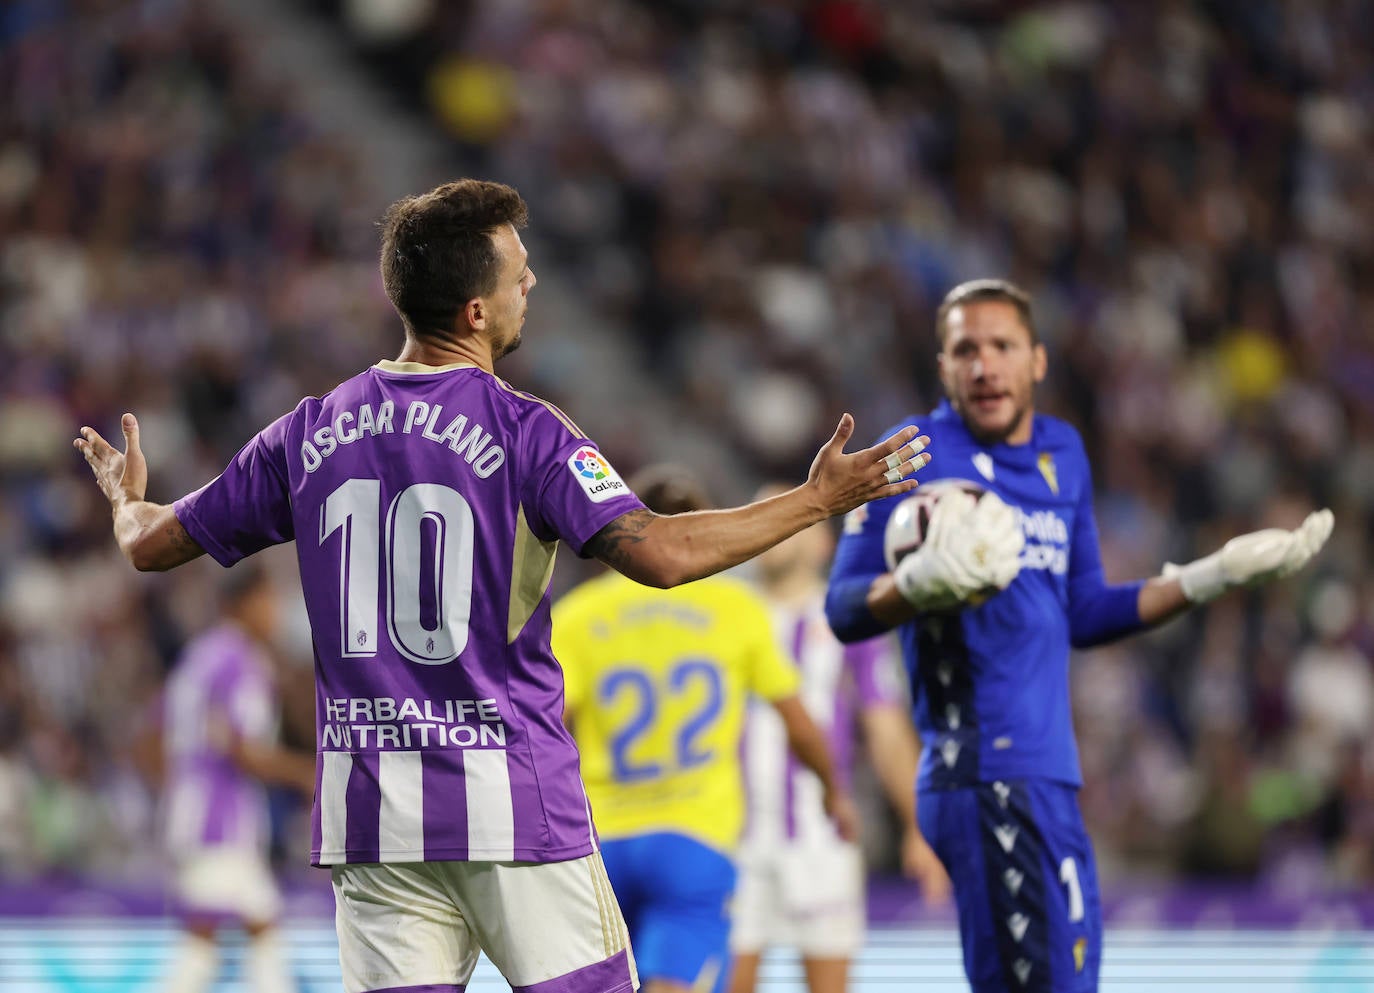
[2,0,1373,900]
[0,0,399,883]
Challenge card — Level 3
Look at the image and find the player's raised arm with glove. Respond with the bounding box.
[1136,508,1335,622]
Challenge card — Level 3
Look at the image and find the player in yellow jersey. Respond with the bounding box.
[554,466,858,993]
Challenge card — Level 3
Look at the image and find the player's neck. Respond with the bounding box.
[968,409,1036,447]
[395,329,494,373]
[1006,409,1035,446]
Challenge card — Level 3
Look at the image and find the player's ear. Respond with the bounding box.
[1032,342,1047,384]
[465,296,486,332]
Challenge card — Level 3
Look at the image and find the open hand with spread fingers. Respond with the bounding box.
[72,413,204,571]
[806,413,932,519]
[73,413,147,512]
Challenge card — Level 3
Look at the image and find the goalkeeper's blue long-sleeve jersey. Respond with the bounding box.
[826,401,1144,790]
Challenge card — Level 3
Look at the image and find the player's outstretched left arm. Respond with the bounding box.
[1139,509,1335,625]
[73,413,205,571]
[587,415,930,588]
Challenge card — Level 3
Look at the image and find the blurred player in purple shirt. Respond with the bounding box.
[159,565,314,993]
[74,178,932,993]
[731,489,950,993]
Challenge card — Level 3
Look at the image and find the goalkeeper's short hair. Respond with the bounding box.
[936,279,1038,345]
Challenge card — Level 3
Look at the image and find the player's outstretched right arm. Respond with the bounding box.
[1148,509,1335,619]
[586,415,930,589]
[73,413,205,571]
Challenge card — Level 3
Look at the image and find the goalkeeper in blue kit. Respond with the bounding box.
[825,279,1333,993]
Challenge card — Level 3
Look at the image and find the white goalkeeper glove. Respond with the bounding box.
[1163,509,1335,605]
[893,490,1025,612]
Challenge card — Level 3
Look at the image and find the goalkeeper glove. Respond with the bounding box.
[1163,509,1334,605]
[893,490,1025,612]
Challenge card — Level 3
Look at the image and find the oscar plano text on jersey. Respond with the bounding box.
[299,399,507,479]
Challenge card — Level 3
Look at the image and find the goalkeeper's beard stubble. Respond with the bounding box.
[953,391,1032,446]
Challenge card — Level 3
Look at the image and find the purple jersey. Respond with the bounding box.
[173,361,645,865]
[163,623,277,856]
[741,595,903,845]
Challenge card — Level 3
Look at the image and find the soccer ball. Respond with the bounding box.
[882,478,988,571]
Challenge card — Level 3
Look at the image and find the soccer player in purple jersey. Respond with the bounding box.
[730,490,949,993]
[158,565,315,993]
[74,178,931,993]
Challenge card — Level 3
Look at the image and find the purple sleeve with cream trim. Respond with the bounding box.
[173,413,295,567]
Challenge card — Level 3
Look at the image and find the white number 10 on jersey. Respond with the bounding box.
[320,479,475,665]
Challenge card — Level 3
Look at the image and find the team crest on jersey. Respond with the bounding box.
[568,447,628,503]
[1037,452,1059,495]
[972,451,995,482]
[843,504,869,535]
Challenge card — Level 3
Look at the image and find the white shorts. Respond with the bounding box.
[729,840,865,959]
[173,848,283,926]
[332,853,637,993]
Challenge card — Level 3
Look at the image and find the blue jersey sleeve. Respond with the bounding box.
[825,499,898,643]
[1065,452,1144,648]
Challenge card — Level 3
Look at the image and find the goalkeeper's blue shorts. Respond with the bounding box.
[919,779,1102,993]
[600,832,736,993]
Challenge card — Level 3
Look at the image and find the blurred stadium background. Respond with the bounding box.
[2,0,1373,989]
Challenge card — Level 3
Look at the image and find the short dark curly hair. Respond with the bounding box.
[379,179,529,338]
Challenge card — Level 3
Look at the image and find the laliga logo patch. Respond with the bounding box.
[568,447,628,503]
[572,447,609,480]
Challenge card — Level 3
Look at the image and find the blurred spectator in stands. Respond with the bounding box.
[1287,580,1373,788]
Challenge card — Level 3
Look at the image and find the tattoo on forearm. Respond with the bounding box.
[585,508,654,570]
[166,519,202,559]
